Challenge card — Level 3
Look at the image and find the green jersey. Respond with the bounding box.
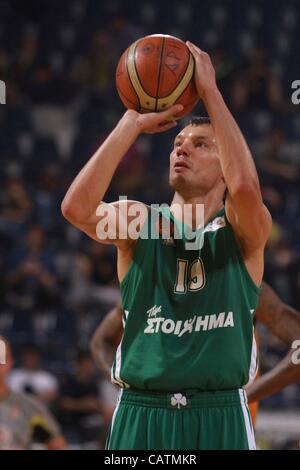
[112,206,259,392]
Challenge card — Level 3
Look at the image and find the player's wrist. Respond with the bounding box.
[201,84,220,102]
[118,110,142,137]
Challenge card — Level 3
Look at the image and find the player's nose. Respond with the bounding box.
[176,139,191,157]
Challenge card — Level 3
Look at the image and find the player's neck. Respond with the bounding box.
[171,192,224,228]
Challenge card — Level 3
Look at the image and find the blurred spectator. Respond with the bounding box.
[66,251,119,310]
[33,163,64,231]
[5,225,60,311]
[7,343,59,405]
[109,14,145,59]
[210,45,235,103]
[0,175,32,240]
[58,350,110,448]
[230,47,286,113]
[255,127,300,185]
[0,336,66,450]
[72,31,114,97]
[67,252,98,308]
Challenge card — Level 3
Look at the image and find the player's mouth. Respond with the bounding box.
[174,160,190,170]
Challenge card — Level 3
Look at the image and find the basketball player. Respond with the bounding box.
[61,42,272,449]
[0,337,67,450]
[246,283,300,410]
[90,282,300,428]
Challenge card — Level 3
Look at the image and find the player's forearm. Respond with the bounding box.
[91,341,114,380]
[202,87,261,196]
[246,352,300,403]
[61,112,140,223]
[256,283,300,345]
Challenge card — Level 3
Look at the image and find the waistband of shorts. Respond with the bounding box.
[119,388,247,409]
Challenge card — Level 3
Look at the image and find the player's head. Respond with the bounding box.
[0,336,14,382]
[21,344,41,371]
[169,116,225,199]
[75,350,95,379]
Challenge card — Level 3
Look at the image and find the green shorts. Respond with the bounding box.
[106,388,256,450]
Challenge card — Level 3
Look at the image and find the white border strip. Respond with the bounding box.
[239,389,256,450]
[106,388,123,450]
[248,328,258,384]
[111,310,130,388]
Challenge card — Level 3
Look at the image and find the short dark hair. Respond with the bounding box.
[188,116,211,126]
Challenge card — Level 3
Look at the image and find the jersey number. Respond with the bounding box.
[174,258,206,293]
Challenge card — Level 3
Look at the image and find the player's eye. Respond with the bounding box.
[195,142,207,148]
[174,142,181,147]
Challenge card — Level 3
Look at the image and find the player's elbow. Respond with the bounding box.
[61,197,73,220]
[61,197,81,225]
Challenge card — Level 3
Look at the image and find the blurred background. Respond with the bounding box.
[0,0,299,449]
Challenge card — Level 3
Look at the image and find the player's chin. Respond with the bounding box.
[169,172,188,191]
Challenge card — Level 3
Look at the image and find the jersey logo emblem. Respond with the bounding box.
[171,393,187,408]
[203,216,226,233]
[147,305,162,318]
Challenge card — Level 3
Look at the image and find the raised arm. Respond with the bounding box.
[61,105,182,249]
[186,42,272,253]
[246,281,300,403]
[90,302,123,380]
[246,350,300,404]
[255,282,300,344]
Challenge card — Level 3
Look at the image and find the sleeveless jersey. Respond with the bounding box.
[112,206,259,392]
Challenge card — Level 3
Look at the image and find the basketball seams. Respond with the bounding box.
[159,40,190,99]
[116,85,140,109]
[154,36,166,112]
[124,46,141,110]
[133,42,157,100]
[173,49,190,92]
[127,41,156,111]
[156,54,195,110]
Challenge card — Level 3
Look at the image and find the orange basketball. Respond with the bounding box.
[115,34,199,118]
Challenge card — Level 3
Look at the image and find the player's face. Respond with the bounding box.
[169,124,223,195]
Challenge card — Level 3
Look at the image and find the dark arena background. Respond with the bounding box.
[0,0,299,451]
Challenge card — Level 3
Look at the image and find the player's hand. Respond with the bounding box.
[124,104,183,135]
[186,41,217,98]
[244,382,255,403]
